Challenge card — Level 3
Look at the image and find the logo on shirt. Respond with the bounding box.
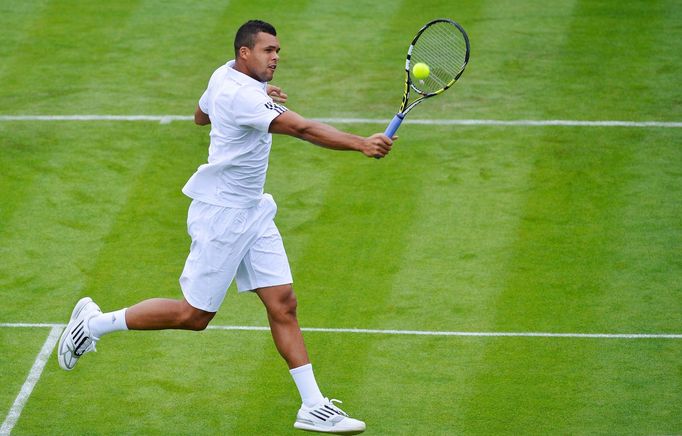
[265,101,288,115]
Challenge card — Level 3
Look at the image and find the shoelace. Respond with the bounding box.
[323,399,349,417]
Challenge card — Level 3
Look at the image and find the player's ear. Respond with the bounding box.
[238,46,250,60]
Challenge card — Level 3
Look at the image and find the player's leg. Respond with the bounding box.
[255,284,309,368]
[58,297,216,371]
[237,205,366,434]
[255,284,365,434]
[89,297,215,334]
[124,297,215,331]
[234,216,323,401]
[58,199,238,371]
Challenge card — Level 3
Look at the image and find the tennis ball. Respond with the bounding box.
[412,62,430,80]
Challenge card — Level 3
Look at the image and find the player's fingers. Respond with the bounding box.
[267,85,288,103]
[370,145,386,159]
[382,134,398,146]
[367,134,392,159]
[375,144,391,158]
[273,92,288,103]
[368,133,389,143]
[378,139,392,151]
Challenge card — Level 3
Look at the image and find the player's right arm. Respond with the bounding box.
[269,110,394,158]
[194,105,210,125]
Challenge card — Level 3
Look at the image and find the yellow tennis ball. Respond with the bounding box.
[412,62,430,80]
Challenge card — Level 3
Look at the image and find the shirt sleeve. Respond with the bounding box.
[198,66,224,115]
[232,86,288,132]
[198,89,209,114]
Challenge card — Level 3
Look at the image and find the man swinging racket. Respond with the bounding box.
[58,19,393,434]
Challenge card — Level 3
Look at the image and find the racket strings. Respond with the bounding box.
[410,21,468,94]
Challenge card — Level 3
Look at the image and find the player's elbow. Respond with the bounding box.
[291,121,313,139]
[288,117,323,141]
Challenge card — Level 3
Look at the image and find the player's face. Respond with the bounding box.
[244,32,280,82]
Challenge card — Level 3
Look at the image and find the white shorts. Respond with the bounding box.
[179,194,293,312]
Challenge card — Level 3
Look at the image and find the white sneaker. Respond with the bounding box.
[294,398,366,434]
[57,297,102,370]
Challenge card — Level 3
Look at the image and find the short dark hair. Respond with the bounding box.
[234,20,277,57]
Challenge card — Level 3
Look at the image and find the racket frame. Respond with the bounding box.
[384,18,470,137]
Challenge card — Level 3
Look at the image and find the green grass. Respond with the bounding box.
[1,0,681,434]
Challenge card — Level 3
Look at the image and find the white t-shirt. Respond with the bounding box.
[182,60,288,208]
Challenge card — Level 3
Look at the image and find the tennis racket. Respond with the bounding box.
[384,19,470,138]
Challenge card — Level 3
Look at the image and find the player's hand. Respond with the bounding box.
[267,85,288,104]
[362,133,395,159]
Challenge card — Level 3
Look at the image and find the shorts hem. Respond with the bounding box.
[237,280,293,293]
[182,288,220,313]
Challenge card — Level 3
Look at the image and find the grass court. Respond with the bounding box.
[1,0,681,434]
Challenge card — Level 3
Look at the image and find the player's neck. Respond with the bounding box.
[233,60,262,83]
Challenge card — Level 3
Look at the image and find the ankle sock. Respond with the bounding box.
[88,308,128,338]
[290,363,325,407]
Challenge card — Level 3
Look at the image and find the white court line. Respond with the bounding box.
[0,115,681,128]
[1,326,62,436]
[314,118,682,128]
[1,323,680,339]
[208,325,682,339]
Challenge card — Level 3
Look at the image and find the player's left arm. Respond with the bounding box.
[269,110,393,158]
[266,84,287,104]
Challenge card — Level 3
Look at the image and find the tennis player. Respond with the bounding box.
[57,19,393,434]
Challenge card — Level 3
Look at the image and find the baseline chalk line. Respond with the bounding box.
[0,115,680,128]
[2,323,679,339]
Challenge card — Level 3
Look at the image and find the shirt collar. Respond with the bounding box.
[226,60,267,91]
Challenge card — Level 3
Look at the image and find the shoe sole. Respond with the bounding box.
[57,297,94,371]
[294,421,365,435]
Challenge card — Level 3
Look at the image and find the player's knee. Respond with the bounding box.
[270,286,298,322]
[284,291,298,317]
[180,306,213,331]
[188,317,210,331]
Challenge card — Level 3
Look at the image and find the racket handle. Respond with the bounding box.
[384,113,404,138]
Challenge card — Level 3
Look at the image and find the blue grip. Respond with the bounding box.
[384,113,404,137]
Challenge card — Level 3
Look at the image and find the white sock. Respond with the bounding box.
[290,363,325,407]
[88,308,128,339]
